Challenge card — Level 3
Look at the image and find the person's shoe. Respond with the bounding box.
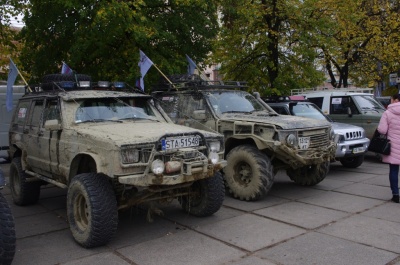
[391,195,399,203]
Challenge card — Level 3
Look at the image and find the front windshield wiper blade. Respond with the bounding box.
[119,117,159,121]
[76,119,123,124]
[221,110,252,114]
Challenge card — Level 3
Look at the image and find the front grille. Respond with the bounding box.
[345,130,363,140]
[299,129,329,148]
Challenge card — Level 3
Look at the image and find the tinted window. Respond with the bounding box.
[307,97,323,109]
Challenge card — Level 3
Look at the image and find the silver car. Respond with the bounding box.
[267,98,370,168]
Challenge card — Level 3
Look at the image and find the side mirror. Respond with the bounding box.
[347,107,353,117]
[192,110,206,120]
[44,119,62,131]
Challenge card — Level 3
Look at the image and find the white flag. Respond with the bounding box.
[138,50,154,91]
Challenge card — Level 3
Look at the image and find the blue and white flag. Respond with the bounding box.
[186,54,197,75]
[138,50,154,91]
[61,62,73,74]
[6,58,19,112]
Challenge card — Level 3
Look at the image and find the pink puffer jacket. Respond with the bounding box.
[377,102,400,164]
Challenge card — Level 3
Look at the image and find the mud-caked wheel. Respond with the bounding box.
[286,161,330,186]
[340,155,364,168]
[224,145,274,201]
[0,192,16,265]
[67,173,118,248]
[180,172,225,217]
[9,157,41,206]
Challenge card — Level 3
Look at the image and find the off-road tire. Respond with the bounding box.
[180,172,224,217]
[224,145,274,201]
[286,161,330,186]
[340,155,364,168]
[67,173,118,248]
[9,157,41,206]
[41,74,91,90]
[0,192,16,265]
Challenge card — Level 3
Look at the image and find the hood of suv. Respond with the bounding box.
[220,112,331,130]
[72,121,216,145]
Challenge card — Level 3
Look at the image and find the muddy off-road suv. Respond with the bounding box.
[8,74,226,248]
[152,75,336,201]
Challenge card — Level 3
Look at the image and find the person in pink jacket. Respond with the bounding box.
[377,94,400,203]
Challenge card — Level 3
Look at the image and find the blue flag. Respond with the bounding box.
[61,62,73,74]
[186,54,197,75]
[6,58,19,112]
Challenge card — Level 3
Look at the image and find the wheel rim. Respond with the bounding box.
[74,194,89,231]
[233,161,252,186]
[11,167,21,197]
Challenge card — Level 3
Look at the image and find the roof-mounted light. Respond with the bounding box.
[113,82,125,89]
[78,81,90,88]
[59,81,75,89]
[98,81,110,88]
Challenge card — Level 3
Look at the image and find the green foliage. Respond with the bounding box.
[213,0,325,94]
[19,0,219,89]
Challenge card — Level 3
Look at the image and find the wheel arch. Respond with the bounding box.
[224,137,268,156]
[69,153,100,183]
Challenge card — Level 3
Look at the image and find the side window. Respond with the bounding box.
[27,100,44,128]
[13,101,30,126]
[271,106,289,115]
[330,96,359,115]
[307,97,323,109]
[43,99,61,124]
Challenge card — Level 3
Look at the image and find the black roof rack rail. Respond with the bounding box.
[151,74,248,92]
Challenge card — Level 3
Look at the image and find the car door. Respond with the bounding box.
[328,96,363,127]
[25,99,51,175]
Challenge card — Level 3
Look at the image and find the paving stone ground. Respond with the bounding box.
[1,152,399,265]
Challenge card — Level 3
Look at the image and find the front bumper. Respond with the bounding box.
[273,141,336,168]
[335,138,370,158]
[117,159,227,186]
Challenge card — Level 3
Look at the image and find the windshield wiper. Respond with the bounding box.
[76,119,123,124]
[221,110,252,114]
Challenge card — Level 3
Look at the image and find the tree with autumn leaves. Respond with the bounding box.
[1,0,400,92]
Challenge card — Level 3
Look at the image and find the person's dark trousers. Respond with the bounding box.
[389,164,399,196]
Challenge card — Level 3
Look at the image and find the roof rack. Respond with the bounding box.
[151,74,248,92]
[262,95,307,103]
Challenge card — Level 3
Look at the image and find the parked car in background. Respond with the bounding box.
[298,91,385,139]
[265,96,370,168]
[376,96,391,109]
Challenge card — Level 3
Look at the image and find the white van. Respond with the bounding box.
[0,85,25,160]
[300,91,385,139]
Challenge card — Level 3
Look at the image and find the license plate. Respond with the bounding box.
[162,136,200,150]
[352,147,365,154]
[298,137,310,150]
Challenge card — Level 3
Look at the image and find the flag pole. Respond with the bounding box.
[12,60,31,92]
[152,64,174,86]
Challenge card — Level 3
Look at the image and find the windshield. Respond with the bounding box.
[353,95,385,111]
[205,91,266,116]
[75,97,157,123]
[290,103,330,121]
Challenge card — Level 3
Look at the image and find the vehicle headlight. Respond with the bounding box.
[121,148,139,164]
[208,152,219,164]
[330,129,335,140]
[286,134,297,147]
[151,159,165,175]
[209,141,221,152]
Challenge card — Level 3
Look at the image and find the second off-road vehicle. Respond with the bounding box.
[152,75,336,201]
[8,74,226,248]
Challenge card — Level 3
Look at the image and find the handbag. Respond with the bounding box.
[368,129,391,155]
